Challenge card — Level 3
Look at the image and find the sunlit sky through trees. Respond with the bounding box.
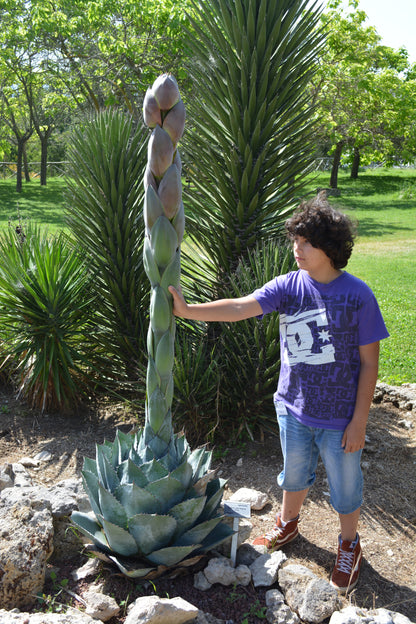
[317,0,416,63]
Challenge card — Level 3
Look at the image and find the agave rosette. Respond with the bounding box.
[71,74,233,578]
[71,429,230,578]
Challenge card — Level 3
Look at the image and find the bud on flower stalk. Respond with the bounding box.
[143,74,186,450]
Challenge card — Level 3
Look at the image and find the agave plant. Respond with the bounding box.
[71,74,233,578]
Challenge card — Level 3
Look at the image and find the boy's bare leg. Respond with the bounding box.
[339,507,360,541]
[281,488,309,522]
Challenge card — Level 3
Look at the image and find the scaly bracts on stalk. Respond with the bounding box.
[142,74,186,454]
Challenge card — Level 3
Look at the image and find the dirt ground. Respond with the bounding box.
[0,383,415,623]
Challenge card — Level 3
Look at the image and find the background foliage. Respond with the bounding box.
[0,224,96,410]
[65,109,148,389]
[0,0,415,442]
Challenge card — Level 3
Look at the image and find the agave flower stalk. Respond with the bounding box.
[71,75,233,578]
[142,74,186,454]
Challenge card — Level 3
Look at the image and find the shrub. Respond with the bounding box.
[66,109,148,389]
[0,224,96,410]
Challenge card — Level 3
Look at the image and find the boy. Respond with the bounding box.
[168,195,389,593]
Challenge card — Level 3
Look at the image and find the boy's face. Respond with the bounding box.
[293,236,333,276]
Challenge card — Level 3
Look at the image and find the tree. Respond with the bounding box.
[0,85,33,192]
[0,0,74,186]
[30,0,197,118]
[312,0,416,187]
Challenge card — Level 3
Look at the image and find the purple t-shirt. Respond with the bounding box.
[252,270,389,429]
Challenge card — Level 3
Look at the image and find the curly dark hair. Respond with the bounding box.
[285,193,356,269]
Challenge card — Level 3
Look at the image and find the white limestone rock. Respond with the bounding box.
[229,487,269,510]
[250,550,287,587]
[0,608,97,623]
[203,556,251,587]
[125,595,199,624]
[0,498,54,610]
[83,585,120,621]
[278,564,341,623]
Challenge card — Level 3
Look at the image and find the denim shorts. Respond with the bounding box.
[276,407,363,515]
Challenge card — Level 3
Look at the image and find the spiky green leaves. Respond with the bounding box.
[65,109,148,383]
[71,430,233,577]
[185,0,324,281]
[0,225,95,411]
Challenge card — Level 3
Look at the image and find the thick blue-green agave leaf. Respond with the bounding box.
[199,521,235,553]
[128,514,177,555]
[140,458,169,482]
[83,456,98,476]
[157,449,177,473]
[115,482,161,516]
[168,496,207,539]
[145,430,171,459]
[174,516,223,547]
[174,433,190,461]
[99,442,117,469]
[146,544,201,567]
[114,430,133,463]
[108,555,157,578]
[99,516,138,557]
[129,445,152,466]
[188,447,212,481]
[192,470,217,496]
[71,511,110,552]
[199,478,227,521]
[81,470,101,519]
[117,459,149,488]
[98,484,128,528]
[169,460,193,489]
[146,475,186,513]
[96,445,120,492]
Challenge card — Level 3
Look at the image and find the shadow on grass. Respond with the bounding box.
[0,178,67,229]
[349,219,413,238]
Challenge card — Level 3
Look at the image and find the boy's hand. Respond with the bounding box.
[168,285,187,317]
[341,419,366,453]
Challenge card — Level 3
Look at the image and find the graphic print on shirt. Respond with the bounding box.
[280,307,335,366]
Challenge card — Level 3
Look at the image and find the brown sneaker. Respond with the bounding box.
[330,534,362,593]
[252,513,299,550]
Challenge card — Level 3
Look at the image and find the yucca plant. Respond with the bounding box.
[0,224,95,410]
[173,329,221,445]
[171,0,323,442]
[217,241,296,439]
[71,75,233,578]
[184,0,324,286]
[66,109,148,385]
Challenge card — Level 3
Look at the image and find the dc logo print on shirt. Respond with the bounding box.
[280,308,335,366]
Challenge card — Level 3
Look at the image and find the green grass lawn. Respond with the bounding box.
[1,169,415,384]
[0,177,67,233]
[304,168,416,385]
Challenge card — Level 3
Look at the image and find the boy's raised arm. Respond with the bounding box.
[168,286,263,322]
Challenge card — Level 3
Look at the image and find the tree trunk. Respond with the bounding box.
[23,145,31,182]
[351,147,360,179]
[40,135,48,186]
[330,141,343,189]
[16,142,24,193]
